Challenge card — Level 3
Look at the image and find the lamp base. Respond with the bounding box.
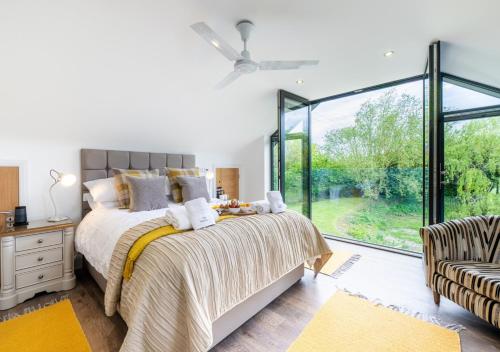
[48,216,69,222]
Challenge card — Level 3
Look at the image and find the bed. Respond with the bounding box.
[76,149,331,352]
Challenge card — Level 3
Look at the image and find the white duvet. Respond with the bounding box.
[75,207,169,279]
[75,200,222,279]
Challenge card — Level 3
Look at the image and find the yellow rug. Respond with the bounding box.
[0,300,91,352]
[287,291,461,352]
[307,250,361,277]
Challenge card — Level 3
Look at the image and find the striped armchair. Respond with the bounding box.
[420,215,500,328]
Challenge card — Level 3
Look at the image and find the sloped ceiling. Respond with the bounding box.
[0,0,499,209]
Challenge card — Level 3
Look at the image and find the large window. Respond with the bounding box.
[310,80,425,252]
[443,116,500,220]
[441,75,500,221]
[275,44,500,254]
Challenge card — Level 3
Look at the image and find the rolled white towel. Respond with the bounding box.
[251,200,271,214]
[266,191,287,214]
[184,198,216,230]
[165,206,191,230]
[166,205,219,230]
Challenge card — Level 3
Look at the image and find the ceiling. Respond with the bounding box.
[1,0,499,149]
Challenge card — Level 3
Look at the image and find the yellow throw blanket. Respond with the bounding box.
[123,215,235,280]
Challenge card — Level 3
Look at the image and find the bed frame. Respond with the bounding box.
[79,148,304,348]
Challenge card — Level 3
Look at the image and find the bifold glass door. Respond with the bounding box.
[275,42,500,253]
[439,75,500,221]
[442,115,500,220]
[279,90,311,217]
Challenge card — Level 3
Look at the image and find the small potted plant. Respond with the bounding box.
[228,199,241,214]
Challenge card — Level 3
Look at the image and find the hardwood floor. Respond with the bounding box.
[1,239,499,351]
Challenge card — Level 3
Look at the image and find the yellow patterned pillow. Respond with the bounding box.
[166,167,200,203]
[113,169,160,208]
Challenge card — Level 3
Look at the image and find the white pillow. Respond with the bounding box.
[83,177,117,203]
[83,192,119,210]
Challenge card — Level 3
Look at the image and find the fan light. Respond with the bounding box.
[296,79,304,85]
[384,50,394,57]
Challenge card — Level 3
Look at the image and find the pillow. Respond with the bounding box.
[83,193,119,210]
[83,177,117,203]
[165,176,171,196]
[166,167,200,203]
[125,175,168,212]
[176,176,210,202]
[113,169,160,208]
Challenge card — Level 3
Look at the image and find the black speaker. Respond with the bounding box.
[14,206,29,226]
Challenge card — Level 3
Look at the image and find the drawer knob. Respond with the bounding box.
[37,256,44,262]
[38,274,44,280]
[37,239,44,244]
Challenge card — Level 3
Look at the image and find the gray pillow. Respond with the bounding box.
[176,176,210,202]
[125,175,168,212]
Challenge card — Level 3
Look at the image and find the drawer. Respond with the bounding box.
[16,264,63,289]
[16,231,62,252]
[16,247,63,271]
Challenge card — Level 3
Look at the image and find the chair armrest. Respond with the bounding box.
[420,219,478,288]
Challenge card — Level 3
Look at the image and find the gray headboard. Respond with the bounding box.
[81,149,196,217]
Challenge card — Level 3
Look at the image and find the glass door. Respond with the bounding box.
[443,116,500,220]
[440,74,500,220]
[279,90,311,217]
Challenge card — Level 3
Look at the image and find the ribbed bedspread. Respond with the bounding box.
[104,211,332,352]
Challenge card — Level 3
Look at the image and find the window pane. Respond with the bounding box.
[444,116,500,220]
[282,96,310,216]
[443,78,500,112]
[311,80,424,252]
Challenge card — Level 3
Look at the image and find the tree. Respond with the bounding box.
[319,90,423,201]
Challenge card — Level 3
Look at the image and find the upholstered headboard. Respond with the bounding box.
[80,149,196,217]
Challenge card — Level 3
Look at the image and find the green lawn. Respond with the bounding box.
[291,198,423,253]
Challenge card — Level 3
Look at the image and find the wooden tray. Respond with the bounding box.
[219,210,257,216]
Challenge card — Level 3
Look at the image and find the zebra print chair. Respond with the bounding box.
[420,215,500,328]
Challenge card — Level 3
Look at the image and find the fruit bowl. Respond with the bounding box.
[228,207,240,214]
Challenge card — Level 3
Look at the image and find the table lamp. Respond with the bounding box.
[48,169,76,222]
[204,169,215,198]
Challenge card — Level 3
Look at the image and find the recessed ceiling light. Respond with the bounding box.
[296,79,304,85]
[211,40,220,48]
[384,50,395,57]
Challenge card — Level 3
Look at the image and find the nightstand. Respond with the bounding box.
[0,219,76,310]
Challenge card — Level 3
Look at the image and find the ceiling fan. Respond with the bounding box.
[191,20,319,89]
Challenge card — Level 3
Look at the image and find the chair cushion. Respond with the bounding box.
[432,274,500,328]
[437,260,500,302]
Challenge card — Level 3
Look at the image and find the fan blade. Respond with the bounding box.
[191,22,241,62]
[215,71,242,89]
[259,60,319,70]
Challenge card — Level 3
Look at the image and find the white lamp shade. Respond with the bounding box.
[205,170,214,180]
[60,173,76,187]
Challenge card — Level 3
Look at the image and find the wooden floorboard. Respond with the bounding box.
[1,239,499,351]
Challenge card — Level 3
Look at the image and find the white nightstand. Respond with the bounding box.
[0,219,76,310]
